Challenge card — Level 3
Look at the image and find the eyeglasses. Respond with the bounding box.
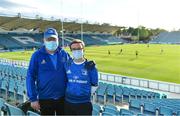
[71,48,83,50]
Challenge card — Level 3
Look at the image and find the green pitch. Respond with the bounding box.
[0,44,179,84]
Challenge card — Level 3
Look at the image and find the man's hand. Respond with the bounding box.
[31,101,40,111]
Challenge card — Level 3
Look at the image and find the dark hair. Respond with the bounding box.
[69,39,85,50]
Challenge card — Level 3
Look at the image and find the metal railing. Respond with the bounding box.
[99,72,180,94]
[0,58,29,68]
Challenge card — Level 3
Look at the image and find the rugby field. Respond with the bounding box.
[0,44,179,84]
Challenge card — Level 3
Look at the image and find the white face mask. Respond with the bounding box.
[72,50,84,59]
[44,41,59,51]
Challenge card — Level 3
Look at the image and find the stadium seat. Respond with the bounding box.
[143,103,157,115]
[8,79,17,100]
[92,109,100,116]
[177,111,180,116]
[0,80,8,99]
[159,106,174,116]
[104,104,117,111]
[0,98,5,114]
[122,87,130,102]
[93,104,101,112]
[103,104,118,115]
[103,108,118,115]
[129,100,142,113]
[16,85,26,103]
[96,83,107,104]
[114,85,123,103]
[102,111,114,116]
[106,84,115,103]
[119,109,135,115]
[5,103,25,115]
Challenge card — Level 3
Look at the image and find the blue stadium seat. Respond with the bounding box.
[159,106,173,116]
[106,84,115,103]
[122,87,130,102]
[103,108,118,115]
[5,103,25,115]
[154,93,160,99]
[103,105,119,115]
[0,80,8,99]
[93,104,101,112]
[119,109,135,115]
[8,79,17,100]
[104,104,117,111]
[129,100,142,113]
[0,98,5,114]
[143,103,157,115]
[177,111,180,116]
[16,85,25,102]
[114,85,123,103]
[96,83,107,104]
[92,109,100,116]
[102,111,114,116]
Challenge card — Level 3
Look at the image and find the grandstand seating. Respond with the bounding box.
[1,97,179,116]
[1,62,179,116]
[150,31,180,44]
[0,32,125,50]
[0,62,164,105]
[4,103,25,115]
[92,99,180,116]
[0,64,26,103]
[95,82,163,105]
[129,99,180,115]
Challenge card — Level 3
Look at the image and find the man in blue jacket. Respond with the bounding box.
[26,28,70,115]
[64,39,98,115]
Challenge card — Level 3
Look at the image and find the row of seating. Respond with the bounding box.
[0,64,26,103]
[0,63,166,105]
[0,98,39,116]
[93,104,141,116]
[0,32,124,50]
[129,99,180,115]
[150,31,180,44]
[94,82,165,104]
[0,76,26,103]
[0,64,27,79]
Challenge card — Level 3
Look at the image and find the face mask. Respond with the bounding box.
[45,41,59,51]
[72,50,84,59]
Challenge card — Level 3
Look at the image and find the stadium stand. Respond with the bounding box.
[150,31,180,44]
[92,100,180,116]
[129,99,180,115]
[95,82,164,105]
[0,32,125,50]
[0,62,172,116]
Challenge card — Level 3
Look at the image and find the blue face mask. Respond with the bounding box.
[45,41,59,51]
[72,50,84,59]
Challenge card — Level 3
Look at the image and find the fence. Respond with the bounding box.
[99,72,180,94]
[0,58,29,67]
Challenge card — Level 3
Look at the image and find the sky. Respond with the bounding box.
[0,0,180,31]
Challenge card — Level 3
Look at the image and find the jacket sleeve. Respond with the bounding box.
[26,52,39,102]
[89,67,99,86]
